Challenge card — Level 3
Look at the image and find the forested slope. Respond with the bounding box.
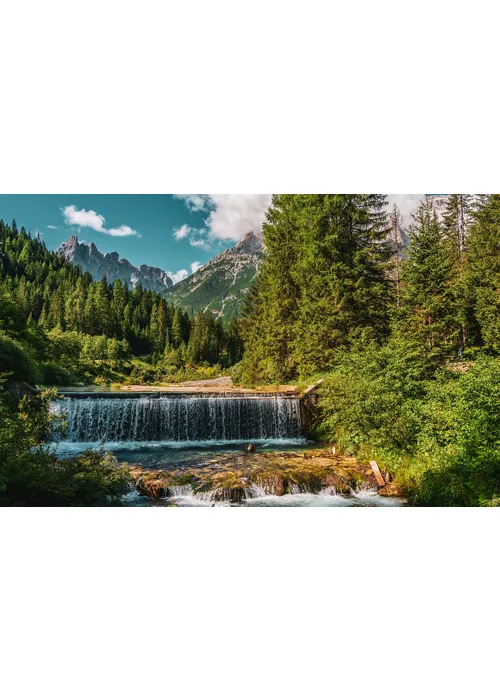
[0,220,243,386]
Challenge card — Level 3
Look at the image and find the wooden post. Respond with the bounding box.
[370,460,386,488]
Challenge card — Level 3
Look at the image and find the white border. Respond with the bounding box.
[1,0,498,698]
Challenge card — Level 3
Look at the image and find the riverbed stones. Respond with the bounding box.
[130,449,405,503]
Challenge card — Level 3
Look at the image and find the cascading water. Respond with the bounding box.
[52,395,302,443]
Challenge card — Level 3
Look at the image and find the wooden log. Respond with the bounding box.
[370,460,386,488]
[303,378,325,395]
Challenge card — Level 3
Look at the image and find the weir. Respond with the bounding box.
[52,394,303,443]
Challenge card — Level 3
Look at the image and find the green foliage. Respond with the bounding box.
[0,332,42,384]
[320,337,435,454]
[0,384,130,506]
[396,199,460,356]
[239,194,393,382]
[467,194,500,351]
[319,344,500,506]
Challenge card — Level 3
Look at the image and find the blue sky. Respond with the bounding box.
[0,194,273,283]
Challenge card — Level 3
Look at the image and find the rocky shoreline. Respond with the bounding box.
[129,449,405,504]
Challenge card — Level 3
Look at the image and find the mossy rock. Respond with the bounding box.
[136,475,171,499]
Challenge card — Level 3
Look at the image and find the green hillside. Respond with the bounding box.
[167,231,263,318]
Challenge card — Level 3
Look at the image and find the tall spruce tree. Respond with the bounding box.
[389,203,405,309]
[442,194,480,347]
[241,194,392,381]
[292,194,392,376]
[398,199,459,356]
[467,194,500,351]
[240,194,301,381]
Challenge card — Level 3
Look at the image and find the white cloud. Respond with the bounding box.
[190,261,202,273]
[204,194,272,242]
[107,225,138,237]
[176,194,272,243]
[47,224,57,230]
[168,268,189,285]
[174,194,209,212]
[63,205,106,232]
[189,237,212,251]
[62,205,138,237]
[173,224,192,240]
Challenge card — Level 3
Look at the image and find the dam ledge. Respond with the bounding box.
[55,389,302,399]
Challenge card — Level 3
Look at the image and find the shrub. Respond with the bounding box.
[319,343,500,506]
[0,386,131,506]
[0,332,43,385]
[41,361,79,386]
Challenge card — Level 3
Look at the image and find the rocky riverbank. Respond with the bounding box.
[130,449,405,504]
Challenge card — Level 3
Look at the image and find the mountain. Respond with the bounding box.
[57,232,263,318]
[166,231,263,318]
[57,235,173,293]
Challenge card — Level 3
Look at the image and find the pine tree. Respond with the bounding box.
[398,199,459,355]
[442,194,479,347]
[241,194,393,380]
[389,203,405,308]
[467,194,500,351]
[171,307,185,348]
[240,194,301,381]
[294,194,393,375]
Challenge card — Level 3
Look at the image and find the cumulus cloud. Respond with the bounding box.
[173,224,192,240]
[175,194,272,245]
[63,205,106,232]
[107,225,139,237]
[204,194,272,242]
[173,194,208,212]
[47,224,57,230]
[189,237,212,251]
[190,261,202,273]
[62,205,138,237]
[168,268,189,285]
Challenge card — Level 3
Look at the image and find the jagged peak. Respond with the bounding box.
[56,236,173,291]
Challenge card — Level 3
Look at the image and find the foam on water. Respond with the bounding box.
[52,395,302,443]
[127,485,404,508]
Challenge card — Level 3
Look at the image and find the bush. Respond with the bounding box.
[0,332,43,385]
[41,361,79,386]
[319,342,500,506]
[0,386,131,506]
[320,338,434,454]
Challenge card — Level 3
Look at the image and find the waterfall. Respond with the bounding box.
[52,395,302,443]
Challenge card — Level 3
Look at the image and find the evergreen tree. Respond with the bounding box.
[241,194,301,381]
[241,194,392,381]
[467,194,500,351]
[389,203,405,309]
[442,194,479,347]
[398,199,459,355]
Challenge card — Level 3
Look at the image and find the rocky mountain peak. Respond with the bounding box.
[166,230,264,319]
[57,236,173,294]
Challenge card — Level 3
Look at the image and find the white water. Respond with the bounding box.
[123,485,404,508]
[52,395,302,443]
